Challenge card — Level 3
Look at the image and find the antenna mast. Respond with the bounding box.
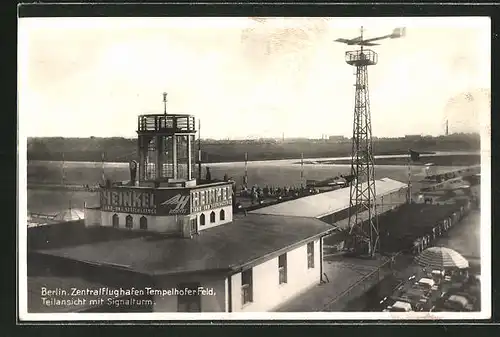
[360,26,364,51]
[163,92,168,116]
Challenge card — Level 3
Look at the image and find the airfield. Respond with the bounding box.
[26,155,471,214]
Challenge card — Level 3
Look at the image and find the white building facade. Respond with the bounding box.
[142,238,323,312]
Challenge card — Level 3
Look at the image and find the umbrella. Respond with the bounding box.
[52,209,85,222]
[414,246,469,269]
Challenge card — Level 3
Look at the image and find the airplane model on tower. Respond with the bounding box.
[335,27,406,46]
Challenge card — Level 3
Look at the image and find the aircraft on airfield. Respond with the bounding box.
[306,174,356,189]
[420,175,479,197]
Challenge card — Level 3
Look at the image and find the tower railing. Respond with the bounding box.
[345,50,378,66]
[137,114,196,134]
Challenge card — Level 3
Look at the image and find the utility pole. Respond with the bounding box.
[301,152,304,187]
[198,119,202,182]
[61,152,66,186]
[244,152,248,188]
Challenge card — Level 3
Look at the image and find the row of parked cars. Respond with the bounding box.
[381,270,480,312]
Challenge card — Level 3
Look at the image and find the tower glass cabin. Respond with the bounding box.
[137,114,197,186]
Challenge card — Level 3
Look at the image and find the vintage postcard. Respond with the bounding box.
[18,16,491,321]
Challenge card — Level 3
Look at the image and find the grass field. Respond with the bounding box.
[26,160,463,215]
[310,154,480,167]
[27,134,480,164]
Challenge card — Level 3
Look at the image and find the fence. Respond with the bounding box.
[322,251,408,311]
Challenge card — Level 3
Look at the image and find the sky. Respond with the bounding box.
[18,17,491,139]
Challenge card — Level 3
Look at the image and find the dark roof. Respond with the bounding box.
[28,220,164,251]
[36,214,334,276]
[379,202,467,253]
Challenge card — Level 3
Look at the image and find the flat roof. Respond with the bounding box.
[250,178,407,218]
[36,214,334,276]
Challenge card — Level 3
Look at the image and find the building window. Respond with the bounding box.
[177,282,201,312]
[140,216,147,230]
[220,209,225,221]
[125,215,133,229]
[307,242,315,269]
[241,269,253,305]
[210,211,216,223]
[278,253,287,284]
[200,213,205,226]
[112,214,119,228]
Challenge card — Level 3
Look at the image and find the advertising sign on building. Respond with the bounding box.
[158,192,191,215]
[101,189,156,215]
[100,188,191,216]
[191,184,233,213]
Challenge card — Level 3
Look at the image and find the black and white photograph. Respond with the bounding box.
[18,16,490,320]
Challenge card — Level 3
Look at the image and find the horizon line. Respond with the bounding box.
[26,132,481,141]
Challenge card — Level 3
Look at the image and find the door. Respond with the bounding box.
[190,218,198,236]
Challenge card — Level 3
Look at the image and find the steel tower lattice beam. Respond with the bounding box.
[346,61,379,257]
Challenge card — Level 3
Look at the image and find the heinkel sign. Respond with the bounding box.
[100,188,191,216]
[101,189,156,214]
[191,184,232,213]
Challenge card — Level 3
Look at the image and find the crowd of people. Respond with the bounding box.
[240,184,320,205]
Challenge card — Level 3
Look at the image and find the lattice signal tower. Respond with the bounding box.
[335,26,406,257]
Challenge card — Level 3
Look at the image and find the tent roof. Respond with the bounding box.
[53,209,85,222]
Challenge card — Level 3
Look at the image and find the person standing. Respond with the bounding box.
[206,167,212,182]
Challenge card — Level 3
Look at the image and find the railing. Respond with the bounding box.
[29,212,57,220]
[137,114,196,133]
[345,49,378,66]
[321,251,406,312]
[27,182,100,192]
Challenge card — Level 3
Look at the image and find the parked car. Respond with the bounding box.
[383,301,413,312]
[418,277,437,291]
[440,295,474,311]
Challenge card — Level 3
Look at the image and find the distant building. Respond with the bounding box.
[328,135,347,142]
[404,134,422,140]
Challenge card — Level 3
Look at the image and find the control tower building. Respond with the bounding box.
[85,100,234,237]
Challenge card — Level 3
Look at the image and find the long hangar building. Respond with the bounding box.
[28,111,408,313]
